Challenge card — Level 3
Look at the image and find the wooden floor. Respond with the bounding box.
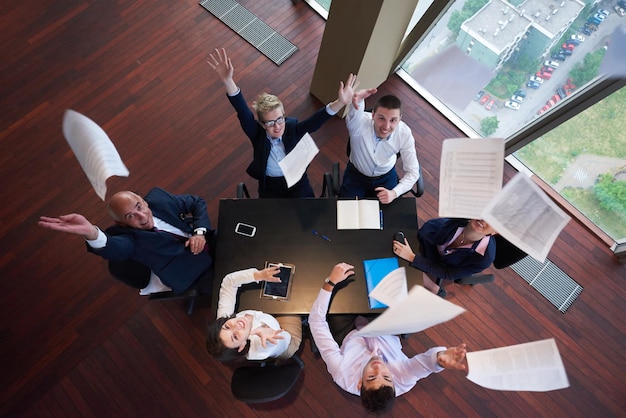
[1,0,624,417]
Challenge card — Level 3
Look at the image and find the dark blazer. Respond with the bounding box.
[90,187,213,294]
[227,90,333,181]
[409,218,496,280]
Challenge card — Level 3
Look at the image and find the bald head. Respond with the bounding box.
[107,191,154,229]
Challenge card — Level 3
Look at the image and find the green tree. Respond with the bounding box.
[570,49,605,87]
[447,10,466,35]
[481,116,499,136]
[593,173,626,214]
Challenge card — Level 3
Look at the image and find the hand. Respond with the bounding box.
[352,87,377,110]
[375,187,397,204]
[327,262,355,285]
[393,237,415,262]
[337,73,358,106]
[251,326,285,349]
[253,265,282,282]
[437,344,468,372]
[207,48,238,94]
[38,214,98,240]
[185,234,206,255]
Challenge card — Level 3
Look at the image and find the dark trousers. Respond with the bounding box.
[259,174,315,198]
[339,162,398,199]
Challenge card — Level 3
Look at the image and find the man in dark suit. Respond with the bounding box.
[38,187,213,294]
[208,48,353,198]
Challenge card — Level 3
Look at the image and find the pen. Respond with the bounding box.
[312,229,332,242]
[379,210,384,230]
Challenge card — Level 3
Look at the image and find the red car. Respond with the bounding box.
[479,94,491,105]
[485,98,496,110]
[539,71,552,80]
[541,66,554,73]
[562,43,575,51]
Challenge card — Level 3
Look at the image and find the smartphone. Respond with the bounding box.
[235,222,256,237]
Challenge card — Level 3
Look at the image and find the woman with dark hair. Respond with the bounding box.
[206,266,302,361]
[393,218,497,298]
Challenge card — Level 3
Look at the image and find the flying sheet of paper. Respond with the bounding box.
[439,138,504,219]
[466,338,570,392]
[62,109,129,201]
[481,173,570,263]
[354,285,466,337]
[278,132,319,188]
[368,266,408,307]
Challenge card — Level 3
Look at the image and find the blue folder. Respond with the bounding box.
[363,257,399,309]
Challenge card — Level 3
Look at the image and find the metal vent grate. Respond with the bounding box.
[510,256,583,313]
[200,0,298,66]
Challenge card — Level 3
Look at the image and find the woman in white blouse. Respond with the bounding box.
[205,265,302,361]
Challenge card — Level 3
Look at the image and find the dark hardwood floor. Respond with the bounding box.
[1,0,624,417]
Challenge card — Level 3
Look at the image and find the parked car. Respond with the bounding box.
[588,16,602,25]
[485,98,496,111]
[566,39,580,46]
[513,89,526,98]
[541,66,555,74]
[474,90,485,101]
[580,27,592,36]
[562,43,575,51]
[619,0,626,9]
[597,9,610,17]
[527,80,541,89]
[571,34,585,42]
[511,95,524,104]
[544,60,560,69]
[479,93,491,105]
[561,48,573,56]
[539,71,552,80]
[504,101,520,110]
[557,88,567,99]
[584,22,598,31]
[529,75,544,84]
[614,6,625,16]
[593,13,606,21]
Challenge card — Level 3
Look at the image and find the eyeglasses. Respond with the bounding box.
[261,116,285,128]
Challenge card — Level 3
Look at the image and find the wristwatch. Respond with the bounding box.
[324,277,336,287]
[193,228,206,236]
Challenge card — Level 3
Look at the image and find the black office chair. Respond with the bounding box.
[320,162,341,197]
[236,182,250,198]
[454,235,528,285]
[230,354,304,403]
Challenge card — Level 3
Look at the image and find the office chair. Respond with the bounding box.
[454,235,528,285]
[230,354,304,403]
[320,162,341,197]
[236,182,250,198]
[108,258,200,315]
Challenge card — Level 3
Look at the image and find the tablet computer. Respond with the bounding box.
[261,262,295,301]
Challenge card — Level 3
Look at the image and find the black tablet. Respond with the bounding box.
[261,262,295,301]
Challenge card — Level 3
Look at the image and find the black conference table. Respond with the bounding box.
[211,197,422,315]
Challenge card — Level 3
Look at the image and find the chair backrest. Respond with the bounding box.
[236,182,250,198]
[493,234,527,269]
[230,355,304,403]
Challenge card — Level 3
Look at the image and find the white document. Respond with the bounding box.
[62,109,129,201]
[278,132,319,188]
[439,138,504,219]
[337,199,381,230]
[354,285,466,337]
[368,267,408,307]
[481,173,570,263]
[466,338,570,392]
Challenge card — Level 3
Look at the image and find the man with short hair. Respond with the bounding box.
[38,187,213,294]
[340,81,421,204]
[308,262,467,414]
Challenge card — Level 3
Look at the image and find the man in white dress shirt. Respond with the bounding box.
[339,80,421,204]
[308,262,467,414]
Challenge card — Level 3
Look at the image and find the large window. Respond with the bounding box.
[305,0,626,244]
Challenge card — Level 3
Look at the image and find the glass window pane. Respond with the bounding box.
[513,86,626,241]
